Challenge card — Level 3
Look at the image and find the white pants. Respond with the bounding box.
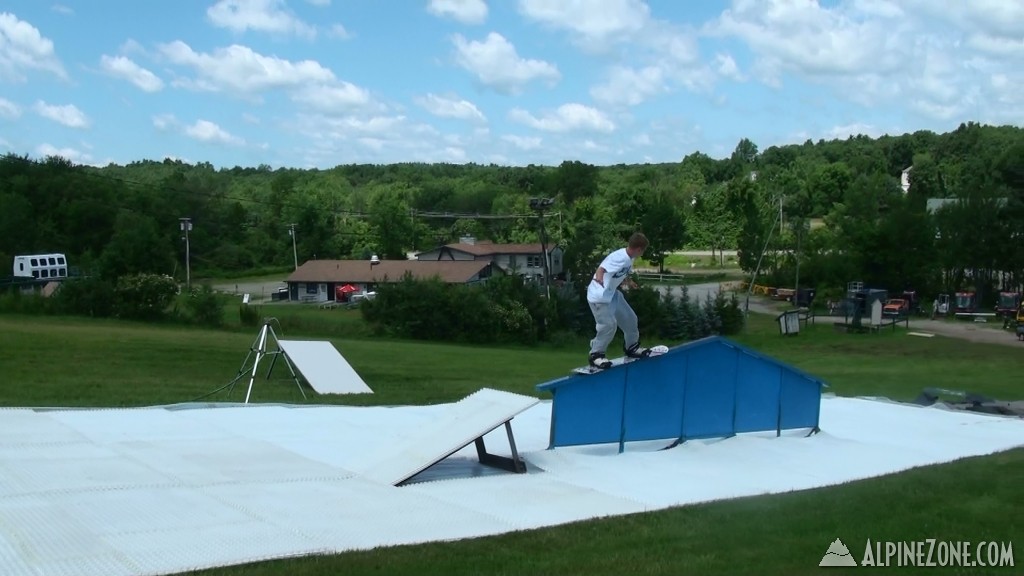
[588,290,639,355]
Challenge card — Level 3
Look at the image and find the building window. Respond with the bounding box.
[527,255,541,267]
[306,283,318,294]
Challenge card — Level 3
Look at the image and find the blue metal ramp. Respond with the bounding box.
[535,336,827,452]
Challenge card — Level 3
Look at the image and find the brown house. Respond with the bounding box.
[415,236,563,279]
[285,259,501,303]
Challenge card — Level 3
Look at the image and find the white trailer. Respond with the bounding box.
[12,253,68,280]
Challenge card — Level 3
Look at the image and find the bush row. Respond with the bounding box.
[0,273,226,326]
[360,274,745,346]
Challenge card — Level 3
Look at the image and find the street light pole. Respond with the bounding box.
[288,223,298,270]
[179,217,192,292]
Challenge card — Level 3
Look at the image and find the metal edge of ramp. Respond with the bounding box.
[358,388,539,486]
[277,340,374,395]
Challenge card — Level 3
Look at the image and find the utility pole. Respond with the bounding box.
[288,223,298,270]
[529,197,555,299]
[179,217,192,292]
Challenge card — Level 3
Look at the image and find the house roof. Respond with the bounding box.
[927,197,1008,214]
[286,260,496,284]
[429,242,553,257]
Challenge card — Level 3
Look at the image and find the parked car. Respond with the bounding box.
[882,298,909,317]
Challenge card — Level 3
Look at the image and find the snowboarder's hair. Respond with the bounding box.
[628,232,649,250]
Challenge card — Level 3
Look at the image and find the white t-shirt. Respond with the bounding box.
[587,248,634,303]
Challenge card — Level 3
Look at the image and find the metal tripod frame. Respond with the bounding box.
[224,320,307,403]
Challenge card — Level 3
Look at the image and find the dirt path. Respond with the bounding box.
[745,295,1022,348]
[658,283,1022,348]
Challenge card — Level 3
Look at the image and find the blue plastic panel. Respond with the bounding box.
[621,353,686,442]
[780,370,822,430]
[535,337,825,451]
[681,344,738,439]
[545,369,627,447]
[733,351,783,434]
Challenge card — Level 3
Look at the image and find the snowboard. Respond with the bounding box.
[572,345,669,375]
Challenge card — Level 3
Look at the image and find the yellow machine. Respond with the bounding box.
[1016,304,1024,341]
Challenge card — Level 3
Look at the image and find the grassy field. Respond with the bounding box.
[0,312,1021,575]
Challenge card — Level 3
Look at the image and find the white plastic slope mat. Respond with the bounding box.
[276,340,373,395]
[0,394,1022,576]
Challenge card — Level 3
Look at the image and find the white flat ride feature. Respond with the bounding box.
[356,388,538,486]
[277,340,373,395]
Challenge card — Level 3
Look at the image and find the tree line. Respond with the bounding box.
[1,121,1022,307]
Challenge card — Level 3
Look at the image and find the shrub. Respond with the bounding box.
[239,303,263,327]
[53,276,116,317]
[183,284,224,327]
[113,273,178,321]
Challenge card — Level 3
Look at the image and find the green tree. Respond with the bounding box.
[98,210,176,280]
[640,192,687,273]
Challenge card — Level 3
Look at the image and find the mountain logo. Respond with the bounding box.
[819,538,858,567]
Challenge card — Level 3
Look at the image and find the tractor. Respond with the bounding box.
[1017,303,1024,341]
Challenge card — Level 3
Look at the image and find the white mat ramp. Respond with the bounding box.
[1,395,1022,576]
[277,340,373,395]
[356,388,539,486]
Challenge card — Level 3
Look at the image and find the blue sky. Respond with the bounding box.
[1,0,1021,169]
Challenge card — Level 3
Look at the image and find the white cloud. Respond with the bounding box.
[591,65,666,106]
[51,4,73,15]
[517,0,708,106]
[702,0,1024,125]
[501,135,542,150]
[159,41,335,94]
[152,113,178,130]
[207,0,316,38]
[35,143,100,165]
[414,93,486,123]
[329,24,352,39]
[517,0,648,47]
[0,97,20,119]
[714,53,745,81]
[966,35,1024,58]
[909,0,1023,45]
[33,100,89,128]
[184,119,245,146]
[100,55,164,92]
[509,103,615,133]
[428,0,488,25]
[291,81,377,114]
[706,0,906,83]
[632,133,651,146]
[452,32,560,94]
[0,13,67,81]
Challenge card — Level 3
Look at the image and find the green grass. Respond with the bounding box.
[1,313,1022,575]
